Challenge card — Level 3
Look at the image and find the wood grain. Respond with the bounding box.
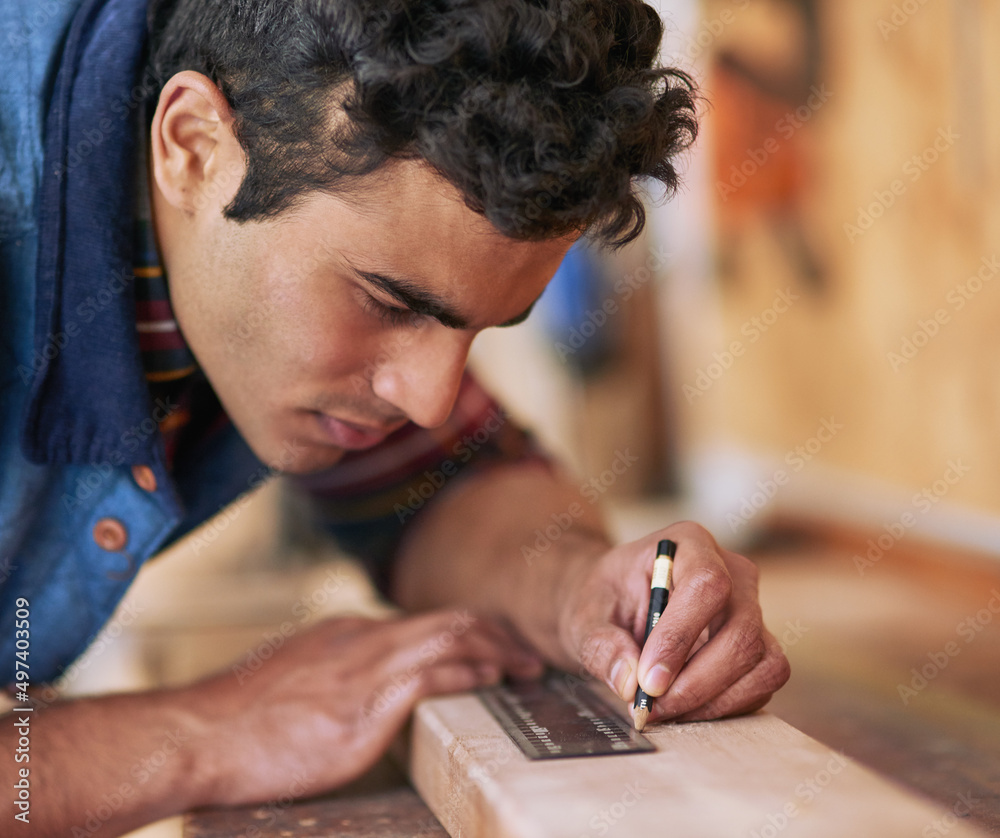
[410,691,989,838]
[754,531,1000,834]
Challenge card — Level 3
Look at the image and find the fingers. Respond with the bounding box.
[638,547,790,722]
[639,550,755,710]
[558,558,649,699]
[463,612,547,679]
[390,610,542,678]
[636,531,734,699]
[353,611,547,756]
[194,610,545,803]
[377,610,543,681]
[660,630,790,722]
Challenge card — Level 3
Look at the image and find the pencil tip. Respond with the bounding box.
[633,707,649,732]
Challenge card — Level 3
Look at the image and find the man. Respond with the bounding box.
[0,0,789,833]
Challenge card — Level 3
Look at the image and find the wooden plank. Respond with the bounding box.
[409,691,990,838]
[753,531,1000,833]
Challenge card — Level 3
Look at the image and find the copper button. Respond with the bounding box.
[93,518,128,552]
[131,465,158,493]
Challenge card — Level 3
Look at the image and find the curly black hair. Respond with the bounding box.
[147,0,698,246]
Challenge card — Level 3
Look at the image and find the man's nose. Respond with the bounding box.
[371,327,474,428]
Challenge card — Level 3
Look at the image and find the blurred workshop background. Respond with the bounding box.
[478,0,1000,553]
[47,2,1000,836]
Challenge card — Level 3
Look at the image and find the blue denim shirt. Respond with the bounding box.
[0,0,265,685]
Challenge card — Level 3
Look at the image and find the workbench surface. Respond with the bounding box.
[184,784,446,838]
[182,532,1000,838]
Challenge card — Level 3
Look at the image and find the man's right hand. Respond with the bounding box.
[181,610,543,805]
[2,610,542,837]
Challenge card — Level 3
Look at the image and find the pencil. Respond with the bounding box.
[632,539,676,732]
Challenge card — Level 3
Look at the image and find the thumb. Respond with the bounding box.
[574,621,641,701]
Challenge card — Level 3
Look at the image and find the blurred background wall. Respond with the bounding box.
[474,0,1000,556]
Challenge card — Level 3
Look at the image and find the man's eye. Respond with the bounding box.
[362,294,418,327]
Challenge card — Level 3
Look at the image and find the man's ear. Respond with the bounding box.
[150,70,245,215]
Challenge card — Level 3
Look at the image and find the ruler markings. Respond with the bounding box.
[478,671,656,760]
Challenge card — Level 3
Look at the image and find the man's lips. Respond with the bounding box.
[312,413,396,450]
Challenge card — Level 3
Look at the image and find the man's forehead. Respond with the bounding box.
[332,159,502,234]
[299,162,574,328]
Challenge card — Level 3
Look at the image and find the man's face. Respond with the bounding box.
[154,159,572,474]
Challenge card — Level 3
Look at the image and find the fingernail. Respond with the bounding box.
[610,659,633,699]
[643,664,672,697]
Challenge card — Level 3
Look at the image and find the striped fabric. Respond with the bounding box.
[132,218,197,384]
[132,168,201,466]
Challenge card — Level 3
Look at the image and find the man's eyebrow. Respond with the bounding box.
[351,266,538,330]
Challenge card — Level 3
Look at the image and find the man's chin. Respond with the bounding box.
[248,435,346,476]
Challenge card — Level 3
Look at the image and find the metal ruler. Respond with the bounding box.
[478,671,656,760]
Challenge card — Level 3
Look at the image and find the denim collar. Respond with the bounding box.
[21,0,167,469]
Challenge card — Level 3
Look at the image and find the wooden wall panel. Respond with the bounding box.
[686,0,1000,517]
